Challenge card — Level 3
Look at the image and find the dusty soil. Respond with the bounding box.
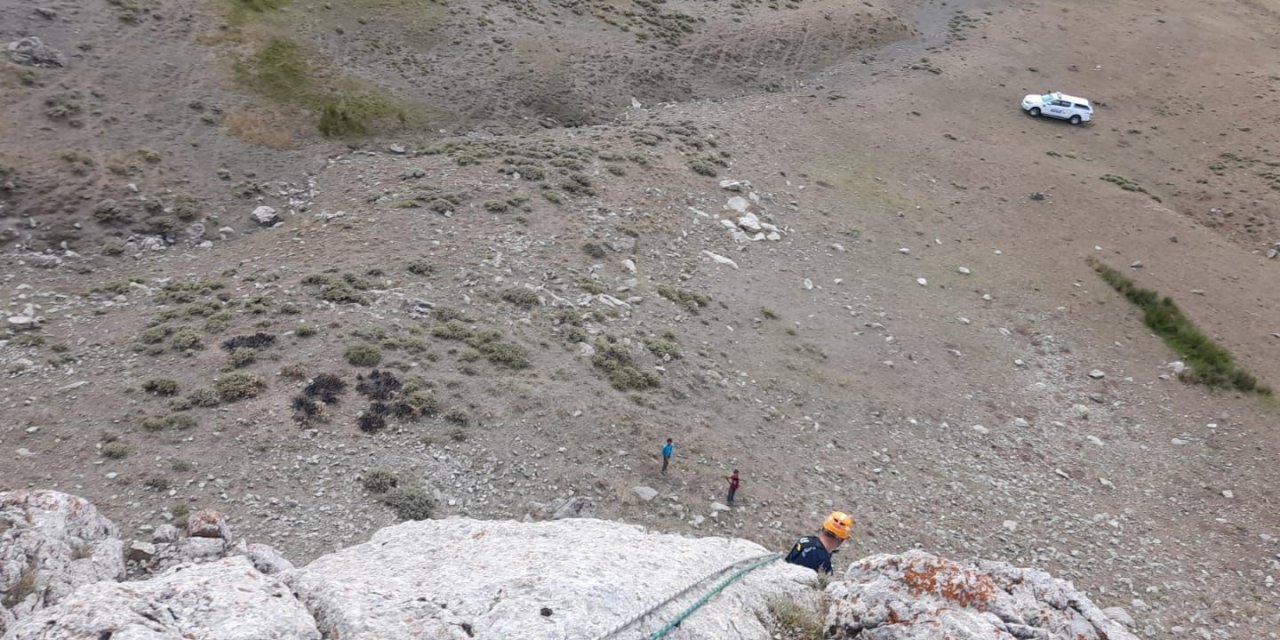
[2,0,1279,638]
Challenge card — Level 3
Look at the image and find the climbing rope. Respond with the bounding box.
[645,554,781,640]
[593,552,781,640]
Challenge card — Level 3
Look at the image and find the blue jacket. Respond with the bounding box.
[784,536,834,574]
[661,443,673,458]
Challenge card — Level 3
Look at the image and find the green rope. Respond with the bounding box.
[646,553,781,640]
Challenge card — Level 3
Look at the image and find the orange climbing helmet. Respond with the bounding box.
[823,511,854,540]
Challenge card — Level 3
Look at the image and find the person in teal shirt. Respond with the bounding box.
[661,438,674,474]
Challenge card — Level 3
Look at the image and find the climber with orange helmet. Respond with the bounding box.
[783,511,853,574]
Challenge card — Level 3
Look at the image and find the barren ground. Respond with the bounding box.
[2,0,1279,638]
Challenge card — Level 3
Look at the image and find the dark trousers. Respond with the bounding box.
[727,487,737,504]
[661,456,669,474]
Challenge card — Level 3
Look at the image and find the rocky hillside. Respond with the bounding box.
[0,490,1139,640]
[3,0,1280,638]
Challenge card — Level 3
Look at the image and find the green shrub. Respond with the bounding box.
[406,260,434,276]
[295,324,318,338]
[344,343,383,367]
[187,388,222,407]
[432,321,472,341]
[378,487,435,521]
[101,441,131,459]
[170,459,193,472]
[142,378,180,396]
[592,339,660,391]
[170,327,204,352]
[361,469,399,494]
[227,348,257,368]
[142,476,170,492]
[139,326,171,344]
[405,391,440,417]
[477,341,531,369]
[444,407,469,426]
[500,288,540,309]
[645,338,682,360]
[688,159,718,177]
[214,372,267,402]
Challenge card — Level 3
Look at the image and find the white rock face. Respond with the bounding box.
[7,557,320,640]
[285,517,813,640]
[0,491,125,634]
[825,551,1137,640]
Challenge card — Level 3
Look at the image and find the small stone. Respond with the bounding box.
[956,266,971,275]
[958,317,971,325]
[898,247,910,255]
[540,607,554,617]
[6,37,66,68]
[1222,490,1234,499]
[1086,435,1105,447]
[127,541,157,563]
[1171,438,1188,446]
[916,277,928,287]
[1167,361,1185,374]
[387,144,407,154]
[803,278,814,290]
[710,502,731,512]
[1130,261,1143,269]
[250,206,280,226]
[1088,369,1106,379]
[633,486,658,502]
[1011,418,1030,428]
[187,509,231,540]
[971,425,989,435]
[1103,607,1136,630]
[726,196,749,213]
[152,524,181,543]
[1001,520,1018,532]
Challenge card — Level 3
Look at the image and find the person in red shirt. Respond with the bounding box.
[726,470,741,505]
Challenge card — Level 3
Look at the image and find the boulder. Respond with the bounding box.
[250,205,280,226]
[151,524,180,544]
[285,517,813,640]
[633,486,659,502]
[7,557,320,640]
[0,491,125,633]
[6,37,66,68]
[187,508,232,540]
[824,550,1137,640]
[244,542,294,575]
[550,496,597,519]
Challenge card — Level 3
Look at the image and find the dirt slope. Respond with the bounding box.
[2,0,1279,638]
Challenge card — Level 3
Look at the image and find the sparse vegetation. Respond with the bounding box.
[1090,259,1270,394]
[645,338,682,360]
[101,441,132,459]
[345,343,383,367]
[592,338,661,391]
[142,378,180,396]
[406,260,434,276]
[1100,174,1160,202]
[378,486,435,520]
[361,469,399,494]
[500,287,541,309]
[767,599,823,640]
[657,285,711,313]
[214,371,267,402]
[235,37,410,138]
